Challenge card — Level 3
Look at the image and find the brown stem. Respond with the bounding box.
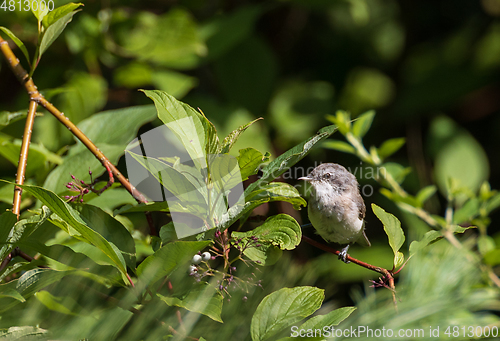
[12,100,38,217]
[0,35,157,236]
[301,235,398,310]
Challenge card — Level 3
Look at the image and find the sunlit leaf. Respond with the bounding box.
[0,27,30,66]
[323,140,356,154]
[142,90,219,164]
[251,286,324,341]
[409,230,442,257]
[237,147,267,181]
[232,214,301,265]
[377,138,405,159]
[372,204,405,269]
[42,2,83,28]
[219,118,262,154]
[35,291,85,316]
[0,326,47,339]
[352,110,375,138]
[39,9,81,57]
[416,185,437,206]
[11,183,128,275]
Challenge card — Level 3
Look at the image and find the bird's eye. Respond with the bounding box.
[324,173,332,179]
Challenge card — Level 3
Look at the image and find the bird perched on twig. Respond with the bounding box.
[299,163,370,263]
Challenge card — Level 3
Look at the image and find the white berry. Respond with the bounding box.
[201,252,211,261]
[192,254,202,264]
[189,265,197,273]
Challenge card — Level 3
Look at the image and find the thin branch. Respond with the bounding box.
[301,235,398,310]
[0,35,157,236]
[12,100,38,217]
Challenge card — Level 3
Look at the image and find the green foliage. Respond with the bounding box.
[250,286,324,341]
[372,204,405,269]
[0,1,499,340]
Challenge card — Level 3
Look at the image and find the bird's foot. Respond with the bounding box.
[338,245,351,264]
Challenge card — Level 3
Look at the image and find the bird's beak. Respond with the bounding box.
[298,176,313,181]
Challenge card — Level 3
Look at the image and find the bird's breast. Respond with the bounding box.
[307,188,364,244]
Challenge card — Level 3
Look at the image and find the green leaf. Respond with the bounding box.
[31,0,49,22]
[380,162,411,185]
[409,230,442,257]
[39,8,82,57]
[326,110,351,135]
[158,283,223,323]
[352,110,375,138]
[219,118,262,154]
[137,241,211,287]
[372,204,405,269]
[245,124,337,194]
[0,283,25,302]
[126,151,206,209]
[240,244,283,266]
[35,291,84,316]
[77,205,136,269]
[58,72,107,124]
[251,286,324,341]
[16,268,73,298]
[0,268,76,313]
[86,188,137,212]
[449,225,476,234]
[232,214,301,250]
[209,153,244,193]
[377,138,406,159]
[151,70,198,99]
[453,198,480,224]
[73,105,157,151]
[0,211,18,248]
[22,241,122,286]
[0,326,47,339]
[486,193,500,215]
[142,90,219,163]
[0,111,29,130]
[229,183,306,230]
[237,147,267,181]
[232,214,301,266]
[159,222,178,244]
[322,140,356,154]
[394,251,405,268]
[299,306,356,331]
[416,185,437,206]
[0,207,50,266]
[11,183,128,275]
[0,27,30,66]
[478,235,495,256]
[42,3,83,28]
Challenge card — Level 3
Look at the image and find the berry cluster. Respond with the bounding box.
[63,164,114,203]
[188,230,264,302]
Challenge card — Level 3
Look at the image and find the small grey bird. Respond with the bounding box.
[299,163,370,263]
